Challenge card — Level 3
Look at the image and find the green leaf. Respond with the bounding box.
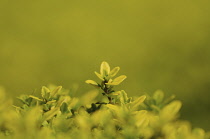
[94,71,104,80]
[68,97,79,109]
[192,128,205,139]
[29,95,43,102]
[118,90,129,104]
[106,104,119,113]
[43,104,50,111]
[160,100,182,121]
[41,86,51,99]
[46,100,56,104]
[150,104,160,112]
[100,61,110,77]
[108,67,120,78]
[60,102,69,114]
[163,95,176,105]
[85,80,99,87]
[56,97,66,107]
[42,107,60,122]
[17,95,30,105]
[51,86,62,97]
[106,75,127,85]
[129,95,146,111]
[81,90,99,105]
[153,90,164,105]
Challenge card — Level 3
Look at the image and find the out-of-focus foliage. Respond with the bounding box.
[0,62,209,139]
[0,0,210,130]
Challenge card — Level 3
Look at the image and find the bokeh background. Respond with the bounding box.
[0,0,210,130]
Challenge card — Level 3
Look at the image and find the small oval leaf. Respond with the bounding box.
[106,75,127,85]
[108,67,120,78]
[94,71,104,80]
[85,80,99,87]
[100,61,110,77]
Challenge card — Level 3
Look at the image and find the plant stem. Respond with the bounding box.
[101,80,113,104]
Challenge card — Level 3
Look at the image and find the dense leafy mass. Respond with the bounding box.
[0,62,209,139]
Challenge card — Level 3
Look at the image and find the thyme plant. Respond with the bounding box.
[86,61,127,104]
[0,61,209,139]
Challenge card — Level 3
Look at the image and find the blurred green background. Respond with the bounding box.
[0,0,210,130]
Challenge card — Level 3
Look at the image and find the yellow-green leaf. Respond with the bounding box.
[42,107,60,122]
[100,61,110,77]
[41,86,51,99]
[94,71,104,80]
[153,90,164,104]
[108,67,120,78]
[29,95,43,102]
[85,80,99,87]
[118,90,129,103]
[130,95,146,111]
[81,90,99,105]
[160,100,182,121]
[192,128,205,138]
[51,86,62,97]
[106,104,119,113]
[106,75,127,85]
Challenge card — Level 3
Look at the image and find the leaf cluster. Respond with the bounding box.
[0,62,209,139]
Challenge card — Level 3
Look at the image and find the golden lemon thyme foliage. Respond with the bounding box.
[0,62,209,139]
[86,61,127,104]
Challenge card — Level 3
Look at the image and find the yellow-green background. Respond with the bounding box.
[0,0,210,130]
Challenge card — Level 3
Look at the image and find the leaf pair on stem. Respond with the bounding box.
[86,61,127,103]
